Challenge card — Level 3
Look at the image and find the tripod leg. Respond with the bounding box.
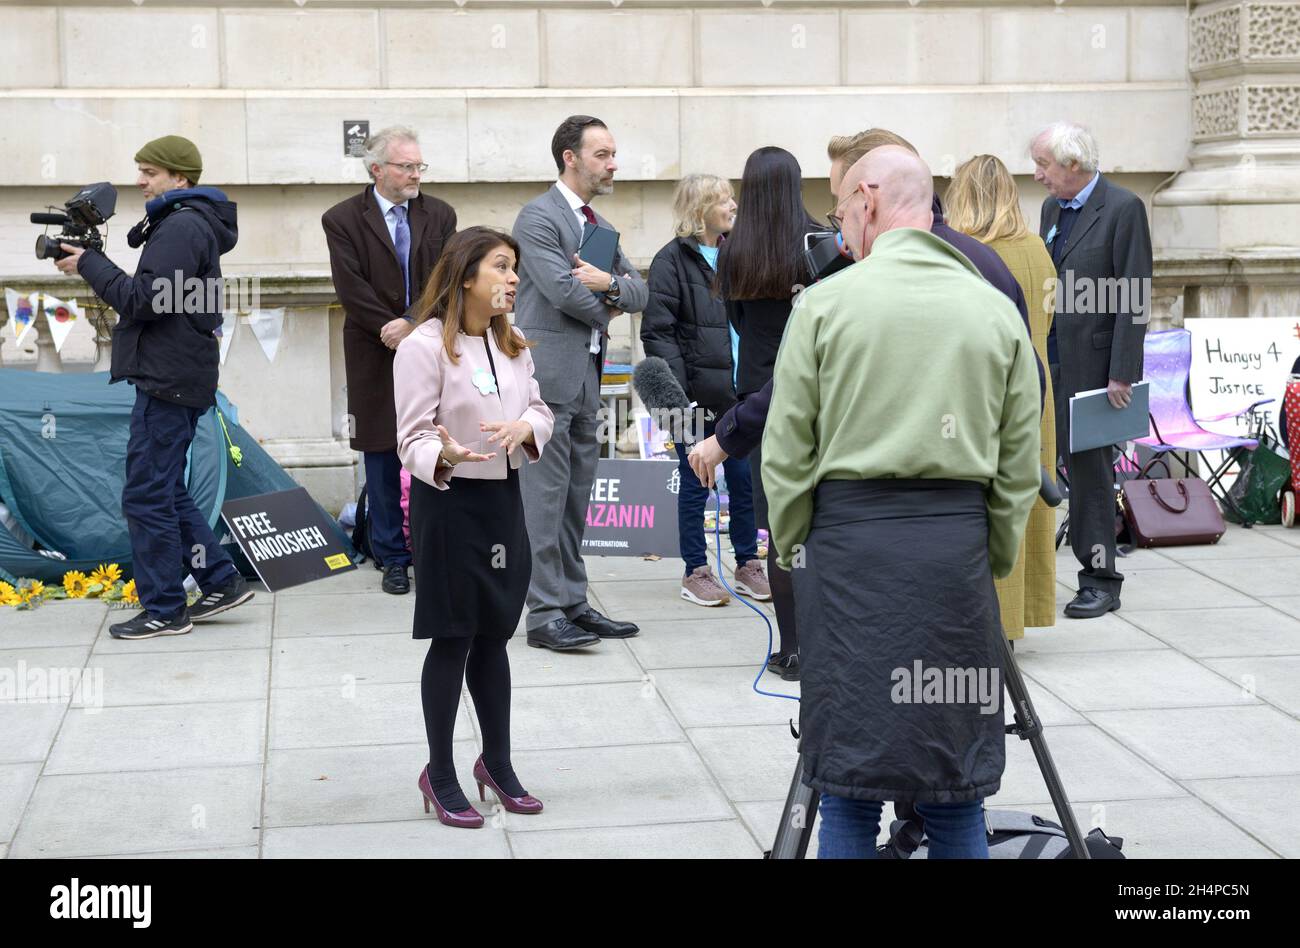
[997,632,1091,858]
[768,742,820,859]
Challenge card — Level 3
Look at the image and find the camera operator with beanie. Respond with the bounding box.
[763,147,1040,858]
[53,135,254,639]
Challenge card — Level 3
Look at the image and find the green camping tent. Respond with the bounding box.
[0,369,355,585]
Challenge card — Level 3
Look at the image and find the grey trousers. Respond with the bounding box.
[521,354,602,631]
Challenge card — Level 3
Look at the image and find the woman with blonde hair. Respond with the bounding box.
[641,174,770,609]
[945,154,1057,641]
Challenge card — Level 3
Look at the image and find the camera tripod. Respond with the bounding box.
[766,626,1091,859]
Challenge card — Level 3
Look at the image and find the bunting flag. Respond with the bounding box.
[41,293,81,354]
[219,309,238,366]
[246,307,286,364]
[4,288,36,347]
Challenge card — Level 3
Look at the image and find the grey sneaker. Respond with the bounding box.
[681,565,731,607]
[732,559,771,600]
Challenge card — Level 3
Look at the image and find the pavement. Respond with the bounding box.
[2,521,1299,859]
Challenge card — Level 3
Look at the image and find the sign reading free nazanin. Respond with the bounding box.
[581,458,681,558]
[221,487,356,591]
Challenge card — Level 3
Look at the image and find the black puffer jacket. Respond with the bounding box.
[78,187,238,408]
[641,236,736,414]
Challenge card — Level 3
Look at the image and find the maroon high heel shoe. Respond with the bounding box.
[473,755,543,814]
[418,765,484,828]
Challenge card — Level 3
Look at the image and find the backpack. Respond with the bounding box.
[879,808,1126,859]
[352,483,377,567]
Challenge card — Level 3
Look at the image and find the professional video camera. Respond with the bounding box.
[32,182,117,261]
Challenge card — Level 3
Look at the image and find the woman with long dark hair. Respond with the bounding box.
[393,226,555,828]
[709,146,822,680]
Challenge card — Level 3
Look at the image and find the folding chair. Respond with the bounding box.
[1133,329,1272,525]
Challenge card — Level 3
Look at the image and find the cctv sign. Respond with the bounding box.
[344,120,369,158]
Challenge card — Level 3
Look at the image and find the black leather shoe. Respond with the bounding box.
[766,652,800,681]
[527,617,600,651]
[382,564,410,595]
[1064,588,1120,619]
[571,608,639,639]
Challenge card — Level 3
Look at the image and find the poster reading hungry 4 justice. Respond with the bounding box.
[1186,317,1300,437]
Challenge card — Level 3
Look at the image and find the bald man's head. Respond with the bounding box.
[836,145,935,259]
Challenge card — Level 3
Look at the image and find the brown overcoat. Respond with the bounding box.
[322,185,456,452]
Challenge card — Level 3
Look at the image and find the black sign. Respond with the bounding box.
[581,458,681,557]
[220,487,356,591]
[344,120,370,158]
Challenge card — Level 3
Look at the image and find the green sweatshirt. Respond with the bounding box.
[762,227,1041,576]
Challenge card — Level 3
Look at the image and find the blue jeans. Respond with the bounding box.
[817,795,989,859]
[673,418,758,574]
[122,390,239,620]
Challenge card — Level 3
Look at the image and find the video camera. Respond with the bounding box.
[32,182,117,260]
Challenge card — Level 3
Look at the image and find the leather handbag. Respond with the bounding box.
[1120,462,1226,547]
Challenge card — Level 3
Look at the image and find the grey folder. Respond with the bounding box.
[1068,381,1150,454]
[578,223,620,287]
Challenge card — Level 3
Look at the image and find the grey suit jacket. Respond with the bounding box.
[512,184,649,405]
[1039,174,1151,398]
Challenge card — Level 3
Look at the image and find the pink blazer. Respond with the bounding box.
[393,320,555,490]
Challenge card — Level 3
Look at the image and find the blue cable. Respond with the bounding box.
[707,485,799,704]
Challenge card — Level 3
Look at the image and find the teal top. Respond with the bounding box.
[761,227,1041,575]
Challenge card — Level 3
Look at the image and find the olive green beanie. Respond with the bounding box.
[134,135,203,185]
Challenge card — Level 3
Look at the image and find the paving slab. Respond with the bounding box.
[649,665,799,728]
[1201,655,1300,715]
[9,765,262,858]
[1182,555,1300,599]
[263,818,511,859]
[0,763,41,843]
[500,681,685,751]
[268,680,471,750]
[272,632,426,689]
[93,604,273,654]
[72,648,269,707]
[1122,606,1300,657]
[1185,774,1300,859]
[1015,650,1256,711]
[1090,705,1300,780]
[46,701,266,775]
[505,636,644,688]
[498,743,734,832]
[688,724,803,804]
[0,601,106,648]
[274,593,416,638]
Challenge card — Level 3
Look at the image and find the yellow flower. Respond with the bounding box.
[121,579,139,606]
[0,585,20,607]
[89,563,122,589]
[62,571,90,599]
[19,581,46,605]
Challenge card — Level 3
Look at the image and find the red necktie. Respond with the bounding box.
[580,205,596,226]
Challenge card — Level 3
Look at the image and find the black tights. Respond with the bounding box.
[768,544,798,658]
[420,636,525,811]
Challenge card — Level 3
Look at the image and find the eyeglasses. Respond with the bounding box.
[827,184,879,233]
[385,161,428,175]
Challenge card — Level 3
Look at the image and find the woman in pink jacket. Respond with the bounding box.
[394,226,555,828]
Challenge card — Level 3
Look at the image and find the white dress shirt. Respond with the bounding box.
[373,188,409,249]
[555,179,604,355]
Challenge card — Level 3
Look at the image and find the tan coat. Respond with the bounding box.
[987,232,1059,635]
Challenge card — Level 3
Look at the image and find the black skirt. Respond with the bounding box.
[409,464,531,640]
[791,479,1006,804]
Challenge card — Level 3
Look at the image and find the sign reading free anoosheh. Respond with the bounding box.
[581,458,681,558]
[1186,317,1300,436]
[221,487,356,591]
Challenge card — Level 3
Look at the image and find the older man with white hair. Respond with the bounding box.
[1031,122,1151,620]
[323,126,458,594]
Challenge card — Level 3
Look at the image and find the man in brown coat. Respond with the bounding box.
[323,126,457,594]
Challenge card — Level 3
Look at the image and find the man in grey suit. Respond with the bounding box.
[1032,121,1151,619]
[513,115,650,650]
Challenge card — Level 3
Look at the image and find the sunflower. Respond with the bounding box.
[89,563,122,589]
[0,583,20,607]
[20,580,46,605]
[121,579,139,606]
[62,570,91,599]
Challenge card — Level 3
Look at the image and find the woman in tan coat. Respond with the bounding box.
[946,155,1057,638]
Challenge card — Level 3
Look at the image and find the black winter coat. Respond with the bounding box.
[640,236,737,414]
[78,188,238,408]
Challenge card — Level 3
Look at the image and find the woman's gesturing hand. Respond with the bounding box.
[481,420,534,455]
[436,424,496,465]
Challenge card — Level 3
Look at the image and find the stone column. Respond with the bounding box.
[1154,0,1300,316]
